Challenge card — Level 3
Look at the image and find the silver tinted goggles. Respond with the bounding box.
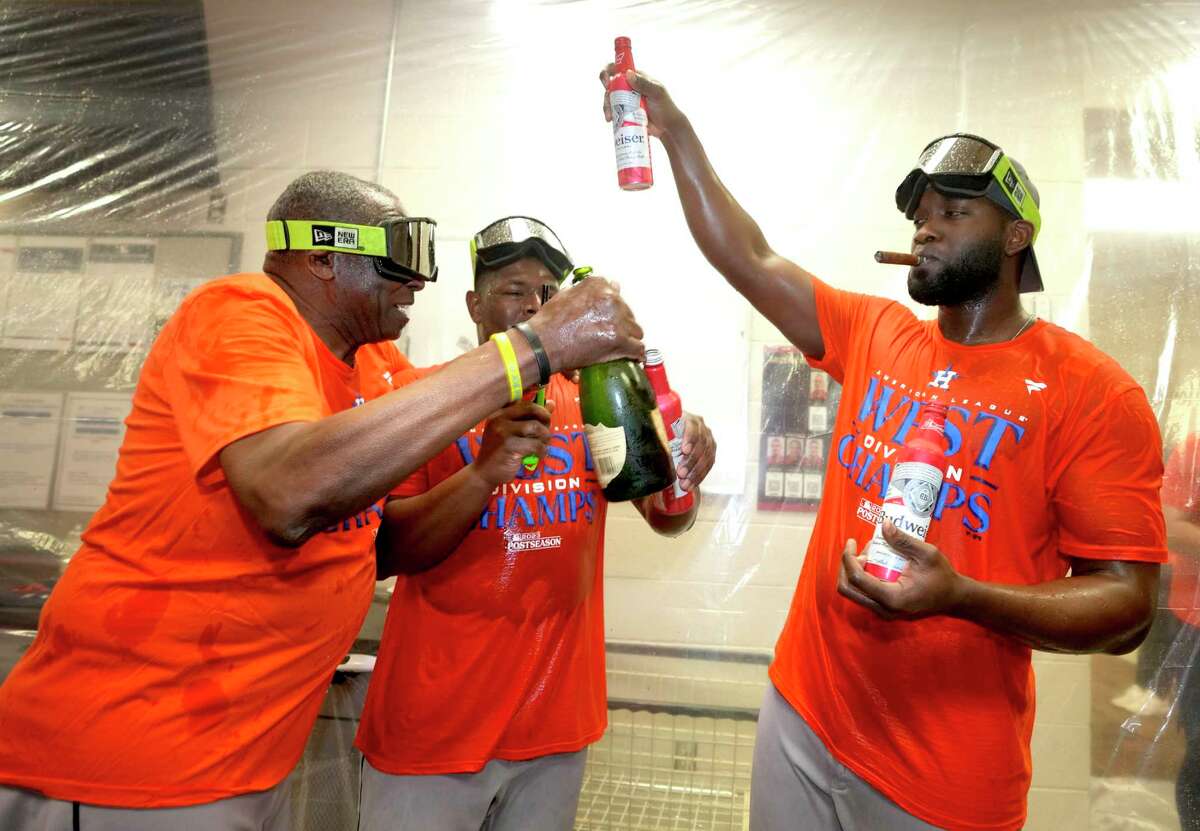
[470,216,573,281]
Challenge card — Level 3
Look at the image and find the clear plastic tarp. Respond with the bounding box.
[0,1,1198,829]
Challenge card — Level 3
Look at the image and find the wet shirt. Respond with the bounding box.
[770,279,1166,831]
[0,273,414,807]
[1164,433,1200,624]
[356,373,609,774]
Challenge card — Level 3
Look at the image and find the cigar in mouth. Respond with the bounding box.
[874,251,922,266]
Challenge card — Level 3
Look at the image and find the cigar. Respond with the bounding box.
[874,251,922,266]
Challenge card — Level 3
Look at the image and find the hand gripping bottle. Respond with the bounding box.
[608,36,653,190]
[643,349,694,515]
[573,269,674,502]
[864,403,949,582]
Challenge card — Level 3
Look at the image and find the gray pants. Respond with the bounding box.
[0,781,291,831]
[750,683,944,831]
[358,750,588,831]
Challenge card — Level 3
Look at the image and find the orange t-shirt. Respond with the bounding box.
[1164,433,1200,624]
[770,279,1166,831]
[356,373,609,774]
[0,273,414,808]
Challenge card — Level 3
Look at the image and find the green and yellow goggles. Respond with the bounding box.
[895,133,1041,242]
[265,217,438,283]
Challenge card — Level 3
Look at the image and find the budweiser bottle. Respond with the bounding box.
[608,36,653,190]
[864,403,949,582]
[644,349,694,514]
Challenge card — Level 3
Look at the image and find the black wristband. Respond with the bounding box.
[513,321,552,386]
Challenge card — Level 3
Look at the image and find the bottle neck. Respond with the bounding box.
[614,41,636,72]
[917,405,947,435]
[643,361,671,396]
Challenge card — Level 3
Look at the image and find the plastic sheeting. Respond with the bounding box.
[0,1,1198,828]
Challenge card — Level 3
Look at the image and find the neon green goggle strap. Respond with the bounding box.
[990,157,1041,242]
[265,220,389,256]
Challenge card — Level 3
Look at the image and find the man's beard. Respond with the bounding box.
[908,237,1003,306]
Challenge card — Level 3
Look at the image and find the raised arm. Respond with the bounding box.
[601,65,823,357]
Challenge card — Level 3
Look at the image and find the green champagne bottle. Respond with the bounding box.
[579,358,676,502]
[571,265,675,501]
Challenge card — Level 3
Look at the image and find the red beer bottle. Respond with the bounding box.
[864,403,949,582]
[608,36,653,190]
[643,349,693,515]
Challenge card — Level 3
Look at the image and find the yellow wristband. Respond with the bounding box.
[490,331,522,403]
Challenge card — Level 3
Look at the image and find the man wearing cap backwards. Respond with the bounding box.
[598,67,1166,830]
[354,215,717,831]
[0,173,645,830]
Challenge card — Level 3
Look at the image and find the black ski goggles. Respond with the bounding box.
[895,133,1041,242]
[470,216,573,282]
[265,217,438,283]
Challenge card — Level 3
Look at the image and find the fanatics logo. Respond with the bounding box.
[1024,379,1048,394]
[928,365,959,390]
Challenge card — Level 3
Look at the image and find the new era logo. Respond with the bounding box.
[311,225,360,249]
[1002,168,1026,207]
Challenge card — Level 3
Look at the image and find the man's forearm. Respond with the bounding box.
[376,467,495,578]
[224,340,538,546]
[950,568,1156,654]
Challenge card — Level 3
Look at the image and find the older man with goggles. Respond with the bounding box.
[0,171,648,831]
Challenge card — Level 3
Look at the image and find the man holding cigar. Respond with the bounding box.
[599,69,1166,830]
[354,215,715,831]
[0,176,645,829]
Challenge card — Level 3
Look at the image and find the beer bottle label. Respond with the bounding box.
[864,460,944,576]
[882,461,942,537]
[585,422,627,487]
[864,535,908,575]
[668,415,687,498]
[610,90,652,171]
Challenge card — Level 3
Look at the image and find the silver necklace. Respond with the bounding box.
[1010,313,1036,341]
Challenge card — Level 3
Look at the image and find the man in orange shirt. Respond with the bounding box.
[0,173,646,830]
[598,67,1166,830]
[355,215,716,831]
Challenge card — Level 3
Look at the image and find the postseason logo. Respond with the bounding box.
[311,224,360,250]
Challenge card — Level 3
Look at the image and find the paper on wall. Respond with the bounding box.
[51,391,132,512]
[0,392,64,509]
